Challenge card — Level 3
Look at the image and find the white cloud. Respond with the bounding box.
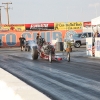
[89,3,100,7]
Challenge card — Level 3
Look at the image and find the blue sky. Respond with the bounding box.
[0,0,100,24]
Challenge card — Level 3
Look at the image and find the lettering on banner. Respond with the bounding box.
[0,31,65,46]
[22,33,32,40]
[65,30,77,39]
[86,42,92,56]
[45,32,50,42]
[52,32,62,42]
[55,23,65,30]
[66,22,82,30]
[0,34,5,46]
[6,33,16,46]
[30,24,48,30]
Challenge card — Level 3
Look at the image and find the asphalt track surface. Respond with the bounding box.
[0,46,100,100]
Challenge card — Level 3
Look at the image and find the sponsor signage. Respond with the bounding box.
[54,23,66,30]
[86,38,93,56]
[1,24,25,31]
[0,29,82,47]
[0,25,2,29]
[66,22,83,30]
[25,23,54,30]
[83,22,91,27]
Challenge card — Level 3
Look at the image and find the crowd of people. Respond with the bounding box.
[19,33,45,51]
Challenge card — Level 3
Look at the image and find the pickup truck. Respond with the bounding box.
[66,32,94,48]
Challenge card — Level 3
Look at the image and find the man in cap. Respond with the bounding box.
[36,33,40,44]
[19,35,26,51]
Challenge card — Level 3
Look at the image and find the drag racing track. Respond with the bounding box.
[0,48,100,100]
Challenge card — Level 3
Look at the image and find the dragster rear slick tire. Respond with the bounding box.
[67,52,70,62]
[32,46,38,60]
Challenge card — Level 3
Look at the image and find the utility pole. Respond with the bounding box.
[0,6,4,24]
[2,2,12,25]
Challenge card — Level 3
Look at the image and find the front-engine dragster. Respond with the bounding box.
[31,37,70,62]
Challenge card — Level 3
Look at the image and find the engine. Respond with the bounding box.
[41,44,55,54]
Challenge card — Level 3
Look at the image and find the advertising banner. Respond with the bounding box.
[83,22,92,32]
[25,23,54,30]
[54,22,83,30]
[86,38,93,56]
[0,24,3,30]
[0,29,83,47]
[54,22,66,30]
[66,22,83,30]
[95,38,100,57]
[83,22,91,27]
[1,24,25,31]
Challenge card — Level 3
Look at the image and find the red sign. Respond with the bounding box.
[83,22,91,27]
[25,23,54,30]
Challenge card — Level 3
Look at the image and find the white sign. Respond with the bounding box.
[91,16,100,25]
[86,38,93,56]
[95,38,100,57]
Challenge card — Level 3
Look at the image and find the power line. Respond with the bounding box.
[0,6,4,24]
[2,2,12,25]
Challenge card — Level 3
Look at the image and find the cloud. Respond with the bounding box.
[89,3,100,7]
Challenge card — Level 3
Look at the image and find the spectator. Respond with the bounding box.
[19,35,26,51]
[36,33,40,44]
[97,31,100,37]
[94,30,99,37]
[38,36,43,46]
[0,39,1,47]
[92,26,100,37]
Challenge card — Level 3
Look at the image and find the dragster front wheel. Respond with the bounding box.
[67,52,70,62]
[49,51,52,63]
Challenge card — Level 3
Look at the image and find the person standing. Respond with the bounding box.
[97,31,100,37]
[19,35,26,51]
[0,39,2,47]
[36,33,40,44]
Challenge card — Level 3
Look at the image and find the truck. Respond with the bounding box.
[66,32,93,48]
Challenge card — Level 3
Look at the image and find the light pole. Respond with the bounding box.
[0,6,4,24]
[2,2,12,25]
